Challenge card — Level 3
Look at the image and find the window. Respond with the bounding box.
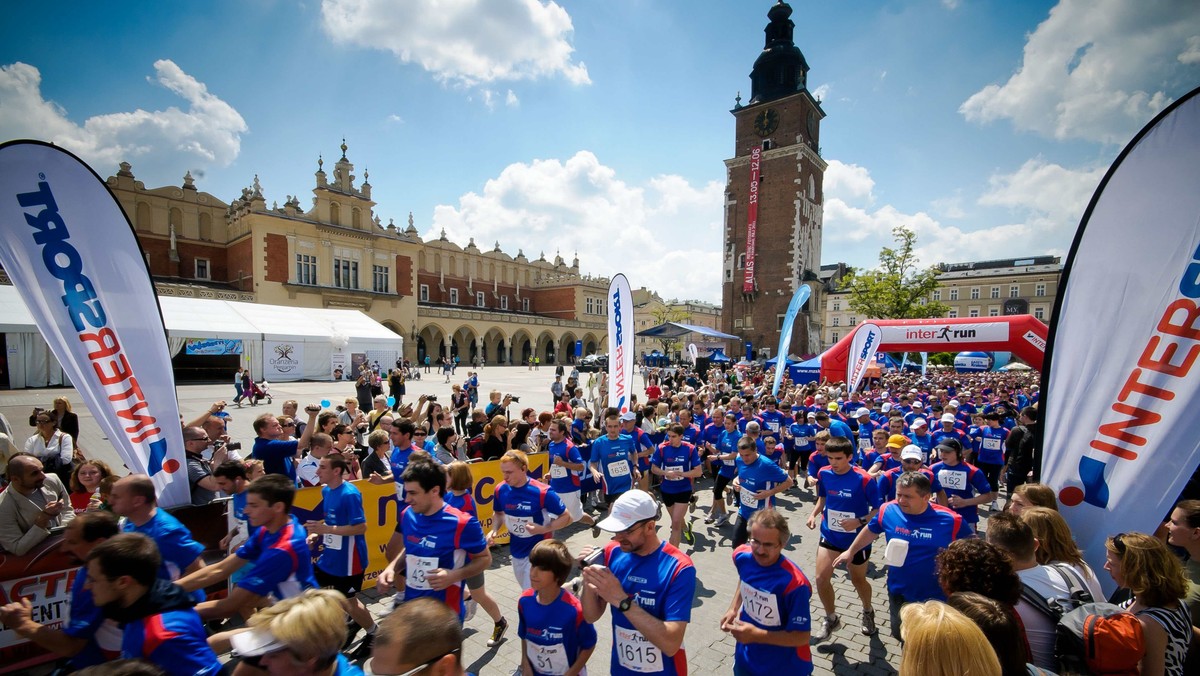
[476,291,485,308]
[970,287,980,300]
[832,316,840,327]
[419,284,429,302]
[969,308,980,318]
[832,301,840,312]
[372,265,389,293]
[1010,285,1020,298]
[522,298,530,312]
[333,258,359,289]
[831,332,839,343]
[1034,306,1045,320]
[586,298,594,314]
[849,317,857,326]
[194,258,210,280]
[500,296,509,310]
[949,288,959,301]
[947,309,959,318]
[296,254,317,285]
[932,290,941,301]
[990,286,1000,299]
[1036,283,1047,297]
[450,288,459,305]
[989,307,1000,317]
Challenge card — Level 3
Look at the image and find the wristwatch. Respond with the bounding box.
[618,596,633,612]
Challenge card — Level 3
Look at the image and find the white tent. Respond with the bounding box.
[1,286,402,387]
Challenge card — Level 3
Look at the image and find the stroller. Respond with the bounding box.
[247,379,273,406]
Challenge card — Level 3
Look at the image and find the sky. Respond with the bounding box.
[2,0,1198,305]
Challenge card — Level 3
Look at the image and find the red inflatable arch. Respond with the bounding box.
[820,315,1048,383]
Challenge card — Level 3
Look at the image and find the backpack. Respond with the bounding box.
[466,434,486,460]
[1020,563,1094,671]
[1055,603,1145,675]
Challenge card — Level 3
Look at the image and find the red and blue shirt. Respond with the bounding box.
[930,460,993,525]
[316,482,368,576]
[731,545,813,675]
[235,514,319,599]
[400,504,487,619]
[735,455,789,520]
[495,480,566,559]
[651,441,702,494]
[121,608,222,676]
[602,540,695,676]
[517,589,597,676]
[547,438,584,494]
[867,502,963,601]
[816,467,881,550]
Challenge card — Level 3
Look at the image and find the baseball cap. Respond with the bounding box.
[948,399,960,408]
[886,434,908,449]
[911,418,928,429]
[940,413,956,423]
[596,490,659,532]
[827,402,839,411]
[231,629,287,657]
[900,445,924,461]
[881,403,892,413]
[912,401,924,408]
[855,408,871,418]
[806,411,817,419]
[619,411,637,422]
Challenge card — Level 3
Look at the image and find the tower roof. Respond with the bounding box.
[749,1,810,105]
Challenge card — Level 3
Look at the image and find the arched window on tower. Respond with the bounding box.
[329,202,341,226]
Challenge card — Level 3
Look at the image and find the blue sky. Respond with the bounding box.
[3,0,1198,304]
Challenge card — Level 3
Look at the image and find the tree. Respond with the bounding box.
[649,304,692,356]
[840,226,949,319]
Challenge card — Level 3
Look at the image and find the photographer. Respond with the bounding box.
[485,390,515,419]
[251,404,320,483]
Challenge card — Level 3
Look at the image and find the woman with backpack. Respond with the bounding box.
[1020,507,1106,601]
[1104,531,1192,676]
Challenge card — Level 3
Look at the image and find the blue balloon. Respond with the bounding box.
[320,399,331,408]
[387,396,396,406]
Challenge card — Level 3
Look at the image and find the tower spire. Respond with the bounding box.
[749,1,809,105]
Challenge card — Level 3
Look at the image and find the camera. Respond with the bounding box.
[581,548,605,568]
[426,395,438,402]
[508,395,521,403]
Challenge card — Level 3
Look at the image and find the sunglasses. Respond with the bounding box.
[1112,532,1127,555]
[414,432,427,437]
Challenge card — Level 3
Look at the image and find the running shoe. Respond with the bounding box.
[704,510,717,524]
[813,615,840,642]
[465,598,478,622]
[487,617,509,647]
[861,607,877,636]
[683,520,695,546]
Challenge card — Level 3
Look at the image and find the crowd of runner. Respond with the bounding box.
[1,359,1198,676]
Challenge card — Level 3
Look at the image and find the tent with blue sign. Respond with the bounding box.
[788,355,823,384]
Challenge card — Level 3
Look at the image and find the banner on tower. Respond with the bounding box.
[742,145,761,293]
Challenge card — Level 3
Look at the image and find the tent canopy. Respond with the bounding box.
[635,322,739,340]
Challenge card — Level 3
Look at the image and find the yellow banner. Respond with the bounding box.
[290,453,551,589]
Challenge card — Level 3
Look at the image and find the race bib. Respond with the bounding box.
[664,464,684,475]
[608,460,631,478]
[615,626,662,673]
[323,533,344,550]
[827,509,857,533]
[740,582,780,627]
[723,455,736,466]
[939,469,967,491]
[766,421,780,432]
[740,487,760,509]
[405,554,439,590]
[527,642,569,676]
[858,437,872,450]
[982,437,1001,450]
[550,463,569,479]
[506,514,534,538]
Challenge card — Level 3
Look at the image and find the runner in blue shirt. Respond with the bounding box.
[589,414,640,511]
[519,540,598,676]
[757,397,787,444]
[732,437,794,549]
[929,438,994,537]
[977,413,1008,508]
[177,475,318,620]
[304,453,378,658]
[620,411,656,491]
[852,408,877,462]
[805,437,882,640]
[489,450,571,590]
[787,412,818,483]
[858,428,888,472]
[251,405,319,482]
[868,434,907,477]
[699,406,725,476]
[111,475,205,600]
[708,413,742,527]
[651,425,703,548]
[388,419,421,500]
[722,509,813,675]
[908,418,935,461]
[876,446,947,503]
[546,419,598,532]
[581,490,696,676]
[805,431,831,489]
[833,471,964,640]
[931,413,970,453]
[814,411,853,442]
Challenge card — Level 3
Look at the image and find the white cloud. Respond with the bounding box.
[811,83,830,102]
[960,0,1200,144]
[505,89,520,107]
[823,160,875,204]
[822,157,1103,269]
[0,60,246,177]
[320,0,590,88]
[386,113,404,124]
[941,0,961,10]
[429,151,724,302]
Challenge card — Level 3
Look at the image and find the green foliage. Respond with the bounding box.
[840,226,949,320]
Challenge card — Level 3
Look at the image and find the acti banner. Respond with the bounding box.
[264,340,304,381]
[0,141,188,506]
[608,274,635,412]
[773,285,812,396]
[743,145,762,293]
[1041,86,1200,595]
[846,322,883,392]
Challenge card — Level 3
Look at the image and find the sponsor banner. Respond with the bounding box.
[331,351,347,380]
[184,338,243,355]
[0,141,188,506]
[846,323,883,392]
[288,454,551,589]
[773,285,812,396]
[954,353,992,372]
[608,274,635,412]
[879,322,1008,345]
[742,145,762,293]
[1041,86,1200,595]
[1023,330,1047,352]
[0,538,77,673]
[264,340,304,381]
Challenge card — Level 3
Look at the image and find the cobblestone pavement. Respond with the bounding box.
[3,366,999,674]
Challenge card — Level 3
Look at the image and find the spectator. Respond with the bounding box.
[52,396,81,446]
[1008,483,1058,516]
[0,511,121,671]
[481,415,513,462]
[948,592,1042,676]
[69,459,115,513]
[362,430,394,484]
[369,597,469,676]
[0,453,75,555]
[182,426,221,505]
[1020,507,1106,600]
[936,539,1023,609]
[1164,499,1200,629]
[85,533,222,676]
[297,431,335,488]
[25,410,75,485]
[1104,531,1192,676]
[213,589,363,676]
[898,601,1001,676]
[251,405,319,483]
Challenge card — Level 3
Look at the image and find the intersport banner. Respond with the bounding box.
[607,274,634,413]
[1040,86,1200,593]
[772,285,811,396]
[0,141,188,506]
[846,323,882,392]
